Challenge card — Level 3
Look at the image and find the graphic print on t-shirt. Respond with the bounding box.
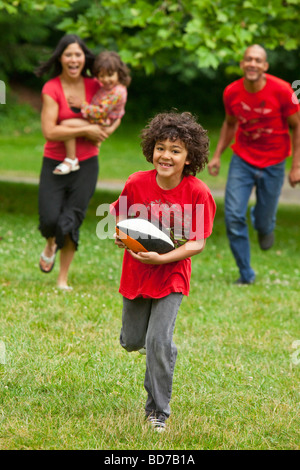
[128,198,196,248]
[238,100,273,141]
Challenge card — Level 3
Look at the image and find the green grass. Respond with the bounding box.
[0,115,294,193]
[0,101,295,186]
[0,182,299,450]
[0,114,233,188]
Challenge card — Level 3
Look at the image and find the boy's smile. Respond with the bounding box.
[153,138,190,189]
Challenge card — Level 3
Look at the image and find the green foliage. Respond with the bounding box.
[1,0,300,80]
[0,0,76,14]
[55,0,300,76]
[1,0,299,121]
[0,9,59,83]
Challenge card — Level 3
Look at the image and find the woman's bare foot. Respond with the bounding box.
[57,284,73,291]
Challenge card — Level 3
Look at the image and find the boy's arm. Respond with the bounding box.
[128,239,206,265]
[114,214,128,249]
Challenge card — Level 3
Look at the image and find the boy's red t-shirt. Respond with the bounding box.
[110,170,216,299]
[224,73,300,168]
[42,76,100,161]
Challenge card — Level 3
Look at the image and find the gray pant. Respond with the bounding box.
[120,293,183,417]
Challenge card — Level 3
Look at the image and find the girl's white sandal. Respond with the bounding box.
[53,158,80,175]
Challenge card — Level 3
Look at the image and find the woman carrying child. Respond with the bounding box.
[53,50,131,175]
[35,35,130,290]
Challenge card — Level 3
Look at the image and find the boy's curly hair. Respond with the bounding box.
[140,111,209,176]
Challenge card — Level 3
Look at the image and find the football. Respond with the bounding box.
[116,218,174,254]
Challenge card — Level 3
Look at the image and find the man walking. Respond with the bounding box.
[208,44,300,284]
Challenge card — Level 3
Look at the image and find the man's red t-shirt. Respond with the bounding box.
[42,76,100,162]
[110,170,216,299]
[224,73,300,168]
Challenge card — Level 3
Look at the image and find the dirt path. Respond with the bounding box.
[0,175,299,205]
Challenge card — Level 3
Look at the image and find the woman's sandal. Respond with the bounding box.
[53,157,80,175]
[39,251,56,273]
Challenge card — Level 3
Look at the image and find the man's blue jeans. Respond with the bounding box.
[225,154,285,282]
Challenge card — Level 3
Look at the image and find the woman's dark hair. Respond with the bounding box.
[35,34,95,78]
[93,51,131,87]
[141,111,209,176]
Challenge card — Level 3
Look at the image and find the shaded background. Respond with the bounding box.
[1,0,299,123]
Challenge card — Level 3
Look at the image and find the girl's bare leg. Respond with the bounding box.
[65,138,77,160]
[60,118,88,161]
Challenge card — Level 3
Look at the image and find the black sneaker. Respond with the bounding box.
[258,232,274,250]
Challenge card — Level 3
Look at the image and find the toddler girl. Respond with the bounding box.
[53,50,131,175]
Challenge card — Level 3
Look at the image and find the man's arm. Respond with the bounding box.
[287,112,300,187]
[207,114,238,176]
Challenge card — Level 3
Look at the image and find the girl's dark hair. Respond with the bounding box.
[93,51,131,87]
[141,111,209,176]
[35,34,95,78]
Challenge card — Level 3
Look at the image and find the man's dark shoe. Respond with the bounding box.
[234,277,255,285]
[258,232,274,250]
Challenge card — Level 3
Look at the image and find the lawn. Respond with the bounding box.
[0,182,299,450]
[0,113,235,189]
[0,112,295,196]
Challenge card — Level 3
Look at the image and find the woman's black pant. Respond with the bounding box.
[38,156,99,250]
